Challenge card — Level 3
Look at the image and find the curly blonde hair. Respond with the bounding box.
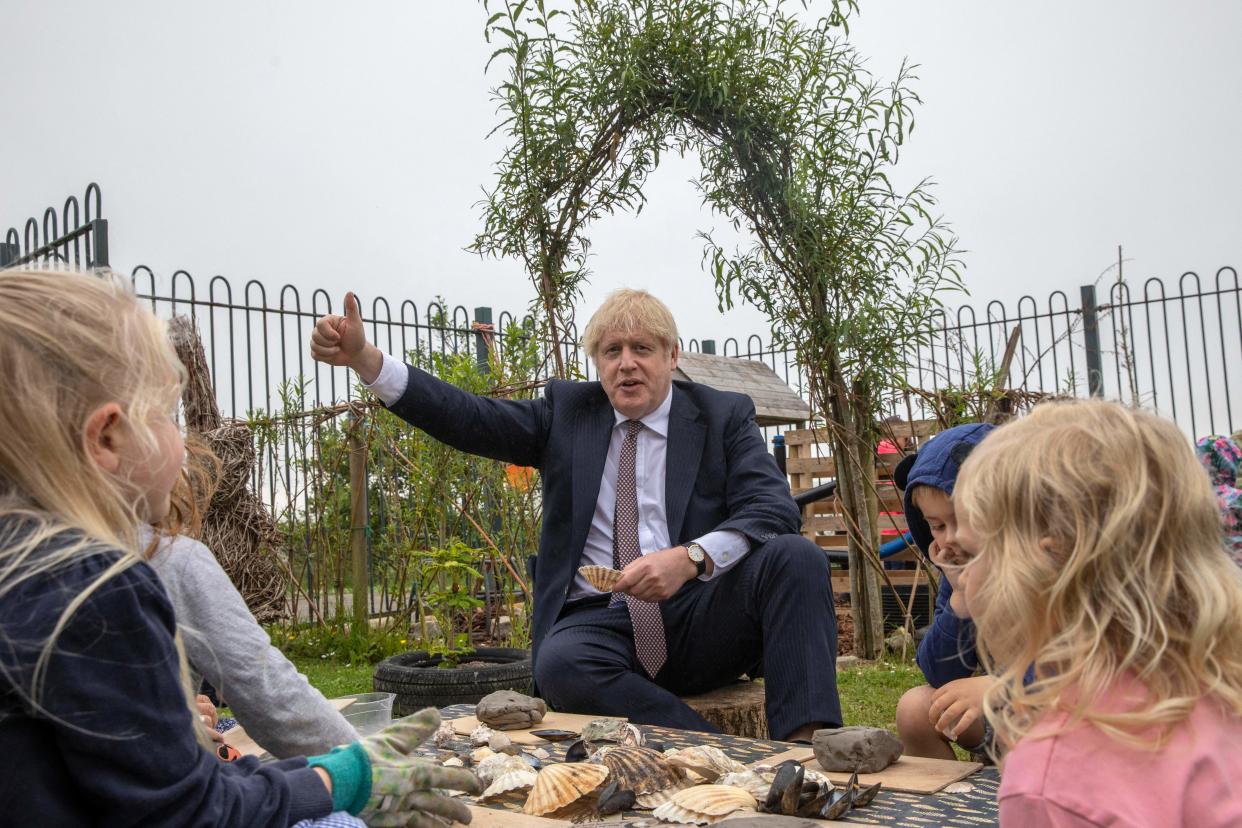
[582,288,679,360]
[955,399,1242,751]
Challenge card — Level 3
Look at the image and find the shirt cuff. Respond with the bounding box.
[693,530,750,581]
[362,352,409,406]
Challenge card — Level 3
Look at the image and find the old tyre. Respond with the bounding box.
[372,647,533,716]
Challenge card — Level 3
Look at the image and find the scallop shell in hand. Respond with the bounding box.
[578,565,624,592]
[652,785,757,824]
[522,762,610,815]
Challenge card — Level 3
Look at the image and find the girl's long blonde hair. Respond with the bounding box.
[0,268,186,711]
[955,399,1242,751]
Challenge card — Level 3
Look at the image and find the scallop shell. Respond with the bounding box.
[665,746,748,782]
[475,753,529,787]
[591,745,684,795]
[717,770,773,800]
[672,784,757,816]
[651,786,755,824]
[633,777,695,810]
[522,762,610,816]
[481,768,539,799]
[578,565,624,592]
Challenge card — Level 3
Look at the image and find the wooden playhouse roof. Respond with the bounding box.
[674,351,810,427]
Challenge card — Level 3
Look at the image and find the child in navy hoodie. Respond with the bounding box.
[0,270,478,827]
[893,422,995,759]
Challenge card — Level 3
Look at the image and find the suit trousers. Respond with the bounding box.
[533,534,842,741]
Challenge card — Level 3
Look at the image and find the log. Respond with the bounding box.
[681,681,768,739]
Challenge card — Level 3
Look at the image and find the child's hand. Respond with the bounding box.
[928,675,993,743]
[195,694,217,730]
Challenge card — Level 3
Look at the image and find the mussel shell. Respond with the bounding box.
[852,781,882,808]
[596,780,638,816]
[564,739,590,763]
[764,761,803,813]
[820,788,852,820]
[530,729,579,742]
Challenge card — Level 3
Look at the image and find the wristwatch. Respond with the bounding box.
[684,542,708,577]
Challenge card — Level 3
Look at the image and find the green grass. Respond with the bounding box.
[291,652,928,730]
[290,655,376,698]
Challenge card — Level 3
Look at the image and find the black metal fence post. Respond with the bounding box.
[88,218,109,268]
[1080,284,1105,397]
[701,339,716,355]
[0,242,17,268]
[473,306,493,373]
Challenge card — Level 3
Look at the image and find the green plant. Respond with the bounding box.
[415,540,486,667]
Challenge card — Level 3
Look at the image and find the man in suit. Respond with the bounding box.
[311,289,841,740]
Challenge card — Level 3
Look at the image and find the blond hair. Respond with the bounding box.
[582,288,679,360]
[0,269,197,728]
[955,399,1242,752]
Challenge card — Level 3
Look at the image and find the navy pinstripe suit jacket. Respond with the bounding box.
[387,364,801,666]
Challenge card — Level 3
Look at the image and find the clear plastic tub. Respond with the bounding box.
[340,692,396,736]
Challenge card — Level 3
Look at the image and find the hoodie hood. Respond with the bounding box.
[901,422,997,554]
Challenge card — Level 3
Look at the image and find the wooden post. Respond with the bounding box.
[349,415,369,630]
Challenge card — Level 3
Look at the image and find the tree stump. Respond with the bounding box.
[681,681,767,739]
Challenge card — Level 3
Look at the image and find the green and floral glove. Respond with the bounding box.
[308,708,480,828]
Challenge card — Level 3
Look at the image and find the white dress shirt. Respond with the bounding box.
[365,352,751,598]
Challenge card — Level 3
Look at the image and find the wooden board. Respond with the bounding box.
[756,748,982,795]
[219,723,266,758]
[465,804,849,828]
[450,711,626,745]
[330,697,358,711]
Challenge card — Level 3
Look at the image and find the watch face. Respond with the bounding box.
[686,544,705,562]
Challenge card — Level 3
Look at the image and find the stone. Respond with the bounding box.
[475,690,548,730]
[812,726,903,774]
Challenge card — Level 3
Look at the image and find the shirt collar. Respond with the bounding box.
[612,384,672,439]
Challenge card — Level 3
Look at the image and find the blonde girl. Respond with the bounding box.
[953,399,1242,826]
[0,269,476,827]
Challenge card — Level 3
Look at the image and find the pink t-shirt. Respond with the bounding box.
[999,690,1242,826]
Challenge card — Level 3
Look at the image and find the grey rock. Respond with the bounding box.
[475,690,547,730]
[812,726,903,774]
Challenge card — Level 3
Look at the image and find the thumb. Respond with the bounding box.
[344,292,363,323]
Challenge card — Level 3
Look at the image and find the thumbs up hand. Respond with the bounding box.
[310,292,382,382]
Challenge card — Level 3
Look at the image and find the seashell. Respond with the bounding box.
[717,770,774,801]
[590,745,685,796]
[471,746,497,765]
[633,777,695,810]
[433,721,457,748]
[481,768,539,799]
[489,731,514,752]
[522,762,610,816]
[471,723,496,746]
[943,781,974,794]
[672,784,757,817]
[475,753,530,787]
[578,565,624,592]
[443,757,465,767]
[665,746,748,782]
[581,718,643,749]
[531,747,551,760]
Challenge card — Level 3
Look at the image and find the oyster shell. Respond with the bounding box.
[470,723,496,746]
[665,746,748,782]
[475,753,529,787]
[481,768,539,799]
[717,770,775,800]
[433,721,457,748]
[522,762,610,816]
[581,718,643,749]
[578,565,624,592]
[590,745,685,796]
[652,785,756,824]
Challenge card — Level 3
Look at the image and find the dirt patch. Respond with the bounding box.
[836,596,855,657]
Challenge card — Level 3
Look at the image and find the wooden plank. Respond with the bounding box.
[220,724,266,758]
[466,804,851,827]
[754,750,983,795]
[806,515,909,533]
[450,711,625,745]
[784,420,938,446]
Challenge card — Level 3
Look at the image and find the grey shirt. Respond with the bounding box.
[142,528,359,757]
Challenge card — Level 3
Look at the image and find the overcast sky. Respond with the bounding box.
[4,1,1240,348]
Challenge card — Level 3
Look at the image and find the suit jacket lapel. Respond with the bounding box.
[665,386,705,544]
[571,400,614,557]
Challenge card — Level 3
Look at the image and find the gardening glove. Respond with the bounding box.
[308,708,481,828]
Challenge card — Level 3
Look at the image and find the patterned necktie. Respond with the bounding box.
[612,419,667,679]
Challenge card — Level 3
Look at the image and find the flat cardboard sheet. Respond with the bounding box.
[465,805,849,828]
[450,711,627,745]
[757,747,982,795]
